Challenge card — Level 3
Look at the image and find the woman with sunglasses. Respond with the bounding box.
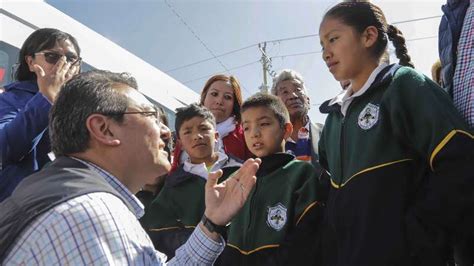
[0,28,81,202]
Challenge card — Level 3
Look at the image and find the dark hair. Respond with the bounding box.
[174,103,216,138]
[49,70,137,156]
[200,74,243,122]
[324,2,414,68]
[241,93,290,129]
[16,28,81,81]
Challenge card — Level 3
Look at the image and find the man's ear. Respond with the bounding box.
[283,122,293,140]
[86,114,121,146]
[362,26,379,49]
[214,131,219,143]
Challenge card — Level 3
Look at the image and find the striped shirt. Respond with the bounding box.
[452,3,474,128]
[4,158,224,265]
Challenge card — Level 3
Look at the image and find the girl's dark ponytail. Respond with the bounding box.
[387,24,414,68]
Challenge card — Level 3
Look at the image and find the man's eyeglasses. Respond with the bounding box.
[35,51,82,66]
[103,111,160,123]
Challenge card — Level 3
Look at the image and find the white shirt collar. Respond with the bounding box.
[183,151,230,180]
[328,63,388,116]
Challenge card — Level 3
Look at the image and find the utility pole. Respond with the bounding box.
[258,42,269,93]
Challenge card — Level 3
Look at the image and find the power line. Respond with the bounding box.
[165,44,256,73]
[164,0,230,73]
[270,35,438,60]
[182,33,437,86]
[271,50,322,60]
[183,60,261,84]
[405,35,438,42]
[392,15,441,25]
[164,0,251,94]
[165,15,442,74]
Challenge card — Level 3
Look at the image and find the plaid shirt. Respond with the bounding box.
[453,3,473,128]
[4,158,224,265]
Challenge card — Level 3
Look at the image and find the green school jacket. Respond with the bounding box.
[217,153,327,265]
[140,157,240,259]
[318,64,474,266]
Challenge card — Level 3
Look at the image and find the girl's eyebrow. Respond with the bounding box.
[322,29,340,39]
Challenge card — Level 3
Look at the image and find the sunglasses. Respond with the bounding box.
[35,51,82,66]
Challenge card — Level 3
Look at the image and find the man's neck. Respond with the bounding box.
[290,114,308,139]
[70,151,140,194]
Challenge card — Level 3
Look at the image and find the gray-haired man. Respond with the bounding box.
[272,69,323,166]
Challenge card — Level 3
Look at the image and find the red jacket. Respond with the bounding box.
[171,123,253,172]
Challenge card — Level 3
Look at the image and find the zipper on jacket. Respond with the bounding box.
[338,113,346,187]
[338,99,358,187]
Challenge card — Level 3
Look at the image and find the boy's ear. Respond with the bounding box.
[214,131,219,142]
[176,138,182,147]
[283,122,293,140]
[86,114,121,146]
[362,25,379,49]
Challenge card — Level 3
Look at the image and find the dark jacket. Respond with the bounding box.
[319,64,474,266]
[141,156,241,260]
[0,156,131,262]
[0,81,52,202]
[216,153,327,266]
[438,0,470,97]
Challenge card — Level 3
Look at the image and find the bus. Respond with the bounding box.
[1,0,199,129]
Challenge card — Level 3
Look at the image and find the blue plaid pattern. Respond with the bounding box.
[453,3,474,128]
[4,157,224,265]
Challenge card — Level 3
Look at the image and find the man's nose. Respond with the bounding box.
[160,123,171,142]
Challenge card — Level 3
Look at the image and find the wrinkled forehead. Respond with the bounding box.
[277,79,307,94]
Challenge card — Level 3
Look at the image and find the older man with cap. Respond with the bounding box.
[0,70,260,265]
[272,69,323,166]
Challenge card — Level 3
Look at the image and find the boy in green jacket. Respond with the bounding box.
[141,103,241,259]
[217,93,328,265]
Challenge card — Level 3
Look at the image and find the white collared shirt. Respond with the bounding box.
[329,63,389,116]
[183,151,241,180]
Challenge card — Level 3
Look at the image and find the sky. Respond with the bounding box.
[46,0,445,124]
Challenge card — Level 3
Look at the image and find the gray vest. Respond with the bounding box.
[0,156,133,262]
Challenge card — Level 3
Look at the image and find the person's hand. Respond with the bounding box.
[203,158,261,226]
[34,56,77,103]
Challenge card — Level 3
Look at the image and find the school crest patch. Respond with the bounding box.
[358,103,379,130]
[266,203,287,231]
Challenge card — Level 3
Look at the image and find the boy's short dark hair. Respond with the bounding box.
[241,93,290,128]
[175,103,216,138]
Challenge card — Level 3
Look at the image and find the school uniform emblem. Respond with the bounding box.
[266,203,287,231]
[358,103,379,130]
